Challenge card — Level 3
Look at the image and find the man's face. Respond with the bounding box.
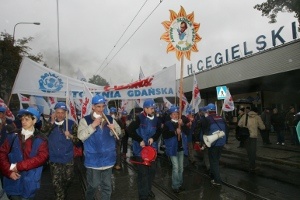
[0,112,5,120]
[92,104,106,115]
[144,107,155,115]
[21,115,35,130]
[170,112,179,120]
[180,23,187,33]
[55,108,66,122]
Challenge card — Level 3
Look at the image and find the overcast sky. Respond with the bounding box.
[0,0,298,85]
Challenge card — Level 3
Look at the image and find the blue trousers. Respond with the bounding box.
[85,167,112,200]
[170,150,184,189]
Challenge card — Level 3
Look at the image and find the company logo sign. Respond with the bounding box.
[39,73,63,93]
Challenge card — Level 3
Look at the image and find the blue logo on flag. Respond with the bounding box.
[39,73,63,93]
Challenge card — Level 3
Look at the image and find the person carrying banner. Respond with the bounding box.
[78,95,116,200]
[127,99,162,200]
[162,106,189,193]
[0,107,48,200]
[47,102,80,200]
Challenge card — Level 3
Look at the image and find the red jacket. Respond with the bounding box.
[0,129,48,178]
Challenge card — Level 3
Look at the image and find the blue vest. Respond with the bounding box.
[132,114,158,157]
[83,115,116,168]
[48,119,75,163]
[3,134,44,198]
[207,115,226,147]
[163,121,188,156]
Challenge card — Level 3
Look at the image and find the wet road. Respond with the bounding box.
[35,148,300,200]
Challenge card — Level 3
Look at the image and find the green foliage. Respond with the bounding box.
[254,0,300,29]
[88,75,109,86]
[0,32,43,101]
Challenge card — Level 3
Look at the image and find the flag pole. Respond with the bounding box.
[178,56,184,141]
[66,78,69,137]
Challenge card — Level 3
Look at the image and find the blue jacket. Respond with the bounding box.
[3,134,44,198]
[206,114,226,147]
[83,115,116,168]
[132,113,159,157]
[163,120,188,156]
[48,119,75,164]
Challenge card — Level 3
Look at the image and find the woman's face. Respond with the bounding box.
[21,115,35,130]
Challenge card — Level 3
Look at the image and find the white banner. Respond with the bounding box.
[222,88,234,112]
[12,57,176,100]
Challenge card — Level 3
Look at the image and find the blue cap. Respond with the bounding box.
[110,107,117,113]
[143,99,155,108]
[186,109,195,115]
[169,106,179,114]
[18,107,41,123]
[92,95,106,105]
[206,103,216,111]
[54,102,68,111]
[122,110,128,115]
[0,107,6,113]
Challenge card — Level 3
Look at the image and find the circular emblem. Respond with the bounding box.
[39,73,63,93]
[161,6,201,60]
[169,18,195,52]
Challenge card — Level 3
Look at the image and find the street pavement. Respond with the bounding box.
[34,130,300,200]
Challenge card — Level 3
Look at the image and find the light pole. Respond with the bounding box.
[13,22,40,44]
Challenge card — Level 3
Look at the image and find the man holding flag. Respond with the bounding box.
[47,102,79,200]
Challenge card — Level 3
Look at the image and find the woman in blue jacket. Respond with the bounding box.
[162,106,188,194]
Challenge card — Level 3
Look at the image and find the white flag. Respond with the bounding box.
[139,66,145,80]
[177,88,189,116]
[48,97,57,110]
[162,97,172,109]
[18,94,30,109]
[120,99,136,114]
[222,88,234,112]
[81,83,93,117]
[191,73,201,113]
[77,69,87,82]
[69,95,78,124]
[136,67,145,106]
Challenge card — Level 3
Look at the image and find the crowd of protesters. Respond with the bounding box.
[0,98,299,200]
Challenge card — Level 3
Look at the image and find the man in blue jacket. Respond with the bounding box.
[78,95,116,200]
[127,99,161,200]
[47,102,79,200]
[205,103,226,187]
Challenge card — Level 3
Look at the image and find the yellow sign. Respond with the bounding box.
[161,6,201,60]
